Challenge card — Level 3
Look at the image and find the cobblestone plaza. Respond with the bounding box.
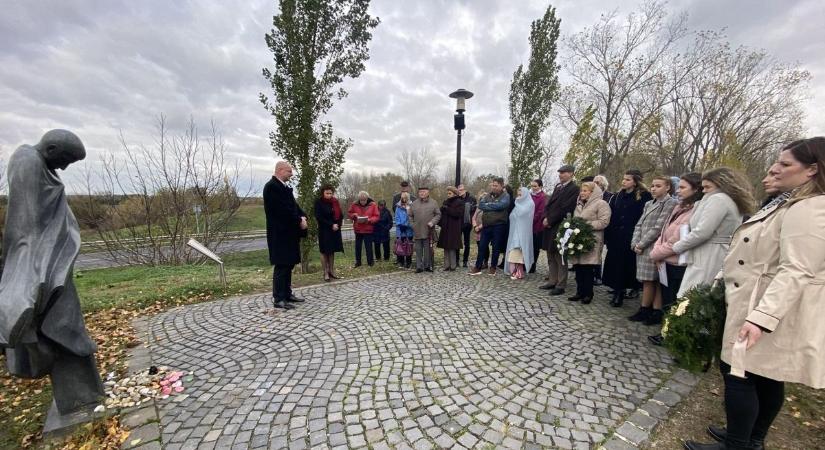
[131,269,696,449]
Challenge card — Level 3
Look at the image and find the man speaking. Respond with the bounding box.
[264,161,308,310]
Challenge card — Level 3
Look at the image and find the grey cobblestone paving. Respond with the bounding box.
[142,270,678,449]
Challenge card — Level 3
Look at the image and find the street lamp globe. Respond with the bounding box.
[449,88,474,113]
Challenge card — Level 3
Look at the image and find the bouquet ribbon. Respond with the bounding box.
[729,339,748,378]
[558,228,573,263]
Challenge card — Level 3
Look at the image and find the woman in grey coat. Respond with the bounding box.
[673,167,755,298]
[628,176,678,325]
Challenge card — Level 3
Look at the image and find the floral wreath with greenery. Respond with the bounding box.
[662,282,727,372]
[555,214,596,258]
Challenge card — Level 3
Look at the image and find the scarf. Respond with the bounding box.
[759,191,793,213]
[323,196,342,221]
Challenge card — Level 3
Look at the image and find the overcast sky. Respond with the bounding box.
[1,0,823,192]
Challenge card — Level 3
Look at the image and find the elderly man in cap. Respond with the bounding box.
[409,186,441,273]
[541,164,580,295]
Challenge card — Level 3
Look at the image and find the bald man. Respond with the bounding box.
[264,161,308,310]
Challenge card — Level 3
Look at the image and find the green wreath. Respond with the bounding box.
[555,214,596,257]
[662,282,727,372]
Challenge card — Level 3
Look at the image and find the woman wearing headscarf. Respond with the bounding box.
[684,140,825,449]
[504,187,534,280]
[437,187,465,271]
[314,185,344,282]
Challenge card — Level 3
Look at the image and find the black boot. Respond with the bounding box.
[610,291,624,307]
[682,441,726,450]
[627,306,652,322]
[707,425,765,450]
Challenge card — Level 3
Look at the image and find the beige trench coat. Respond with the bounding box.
[569,197,611,266]
[721,194,825,388]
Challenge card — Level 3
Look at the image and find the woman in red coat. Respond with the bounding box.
[347,191,379,267]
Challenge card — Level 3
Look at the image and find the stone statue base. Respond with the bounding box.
[43,399,106,438]
[43,352,106,437]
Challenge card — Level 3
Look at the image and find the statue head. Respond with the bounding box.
[34,129,86,170]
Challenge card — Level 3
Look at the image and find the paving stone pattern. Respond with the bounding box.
[142,270,679,449]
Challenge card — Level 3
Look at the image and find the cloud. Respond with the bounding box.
[1,0,822,193]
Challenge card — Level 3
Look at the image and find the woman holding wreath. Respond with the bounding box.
[685,138,825,449]
[568,182,611,304]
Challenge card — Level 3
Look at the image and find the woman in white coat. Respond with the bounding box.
[672,168,756,298]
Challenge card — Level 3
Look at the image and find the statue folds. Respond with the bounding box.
[0,129,104,416]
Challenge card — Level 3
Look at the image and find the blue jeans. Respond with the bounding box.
[475,223,507,270]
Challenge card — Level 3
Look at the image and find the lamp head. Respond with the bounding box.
[449,88,474,112]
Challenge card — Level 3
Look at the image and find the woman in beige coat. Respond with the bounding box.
[569,182,611,304]
[686,138,825,450]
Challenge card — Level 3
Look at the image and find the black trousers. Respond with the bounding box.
[719,361,784,447]
[273,264,295,301]
[531,232,543,270]
[461,225,472,264]
[660,263,687,310]
[373,239,390,261]
[574,264,597,297]
[355,233,375,266]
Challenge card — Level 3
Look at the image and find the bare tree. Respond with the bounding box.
[82,115,248,265]
[558,1,689,176]
[536,134,563,185]
[440,158,477,188]
[337,170,366,207]
[397,147,439,190]
[640,31,809,178]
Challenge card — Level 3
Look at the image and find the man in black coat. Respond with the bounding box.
[541,165,580,295]
[457,184,477,268]
[264,161,308,310]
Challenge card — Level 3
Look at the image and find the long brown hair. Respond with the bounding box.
[625,169,648,201]
[783,137,825,204]
[701,167,756,214]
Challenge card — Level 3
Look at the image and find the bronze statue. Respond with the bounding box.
[0,130,104,430]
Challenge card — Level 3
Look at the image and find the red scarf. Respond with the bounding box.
[323,196,342,221]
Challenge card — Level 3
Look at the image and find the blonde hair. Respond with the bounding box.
[580,181,596,192]
[702,167,756,214]
[400,192,410,204]
[593,175,609,191]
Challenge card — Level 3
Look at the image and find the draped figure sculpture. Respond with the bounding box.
[0,130,104,429]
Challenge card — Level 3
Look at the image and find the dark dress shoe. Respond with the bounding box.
[426,268,434,272]
[682,441,729,450]
[415,269,424,273]
[287,295,305,303]
[610,292,624,307]
[549,288,565,296]
[648,334,664,346]
[580,296,592,304]
[273,300,295,310]
[539,283,556,290]
[706,425,765,450]
[568,295,582,302]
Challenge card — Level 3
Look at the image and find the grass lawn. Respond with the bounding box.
[647,365,825,449]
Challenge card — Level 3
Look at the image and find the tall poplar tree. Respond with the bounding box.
[508,5,561,187]
[260,0,379,271]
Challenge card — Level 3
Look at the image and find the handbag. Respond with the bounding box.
[395,238,413,256]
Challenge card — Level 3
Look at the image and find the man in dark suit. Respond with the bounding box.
[264,161,308,310]
[541,164,580,295]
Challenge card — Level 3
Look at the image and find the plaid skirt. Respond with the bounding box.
[636,247,658,281]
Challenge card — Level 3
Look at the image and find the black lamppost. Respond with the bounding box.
[449,88,474,186]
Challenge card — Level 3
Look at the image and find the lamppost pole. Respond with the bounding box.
[449,89,473,187]
[455,128,462,187]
